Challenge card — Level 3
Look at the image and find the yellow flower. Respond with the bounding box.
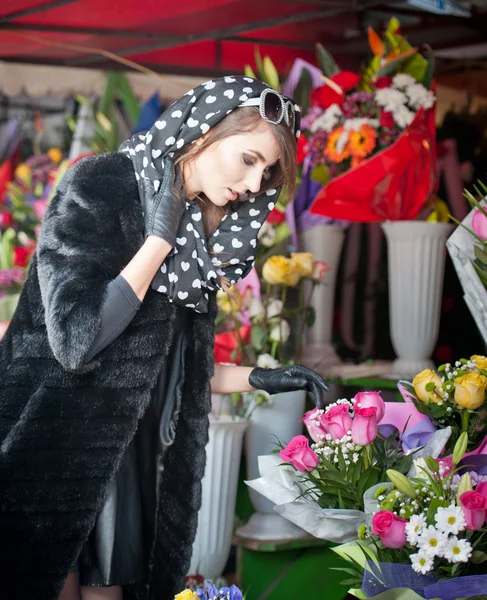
[470,355,487,371]
[290,252,313,278]
[175,590,198,600]
[216,287,242,313]
[47,147,63,164]
[412,369,442,403]
[262,256,301,287]
[14,163,31,184]
[454,372,487,410]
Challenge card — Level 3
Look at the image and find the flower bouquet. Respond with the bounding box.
[293,17,439,223]
[332,432,487,600]
[401,356,487,452]
[214,253,328,417]
[246,391,452,543]
[175,580,242,600]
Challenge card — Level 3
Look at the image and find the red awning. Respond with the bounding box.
[0,0,486,82]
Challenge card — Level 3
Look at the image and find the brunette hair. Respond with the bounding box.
[175,106,297,236]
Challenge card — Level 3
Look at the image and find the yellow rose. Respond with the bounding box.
[14,163,31,184]
[175,590,198,600]
[290,252,313,278]
[262,256,301,287]
[470,355,487,371]
[216,287,242,313]
[454,373,487,410]
[47,147,63,164]
[412,369,443,403]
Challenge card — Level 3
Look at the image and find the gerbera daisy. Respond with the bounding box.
[325,127,350,163]
[348,124,377,159]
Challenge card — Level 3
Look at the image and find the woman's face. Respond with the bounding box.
[186,123,280,206]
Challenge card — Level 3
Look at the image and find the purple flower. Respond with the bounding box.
[301,106,324,131]
[342,92,375,118]
[378,128,400,147]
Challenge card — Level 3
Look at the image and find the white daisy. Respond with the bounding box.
[392,105,415,129]
[419,525,448,557]
[375,88,407,112]
[406,83,436,110]
[410,550,434,574]
[443,537,472,563]
[406,514,426,545]
[434,505,466,535]
[392,74,417,89]
[310,104,343,133]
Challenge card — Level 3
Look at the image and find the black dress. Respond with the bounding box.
[76,275,188,587]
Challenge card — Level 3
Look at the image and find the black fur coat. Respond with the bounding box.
[0,153,216,599]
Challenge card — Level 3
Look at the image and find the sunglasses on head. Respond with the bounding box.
[239,88,300,136]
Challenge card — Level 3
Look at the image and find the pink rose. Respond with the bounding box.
[371,510,407,549]
[472,209,487,240]
[352,405,378,446]
[353,391,385,423]
[460,491,487,530]
[301,408,327,442]
[322,405,352,440]
[476,481,487,503]
[280,435,319,472]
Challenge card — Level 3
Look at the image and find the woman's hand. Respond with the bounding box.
[248,365,330,408]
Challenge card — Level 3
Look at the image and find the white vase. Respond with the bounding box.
[235,390,308,541]
[382,221,453,378]
[298,224,345,367]
[189,416,248,581]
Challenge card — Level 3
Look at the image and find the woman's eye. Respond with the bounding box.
[243,156,255,167]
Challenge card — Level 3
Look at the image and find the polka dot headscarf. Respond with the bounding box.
[120,76,299,313]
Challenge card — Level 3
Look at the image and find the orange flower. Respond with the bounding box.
[348,124,377,159]
[325,127,350,163]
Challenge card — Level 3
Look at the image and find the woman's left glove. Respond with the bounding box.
[248,365,330,408]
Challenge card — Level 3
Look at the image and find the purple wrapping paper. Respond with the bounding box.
[363,561,487,600]
[400,418,438,452]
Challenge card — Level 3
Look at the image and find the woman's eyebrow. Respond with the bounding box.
[246,149,277,166]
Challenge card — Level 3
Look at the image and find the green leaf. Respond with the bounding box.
[473,260,487,288]
[310,164,329,185]
[254,47,264,80]
[250,325,267,351]
[244,65,257,79]
[474,245,487,266]
[293,67,313,114]
[263,56,280,91]
[305,305,315,328]
[421,47,435,89]
[471,550,487,564]
[357,467,381,498]
[375,50,417,78]
[316,43,339,77]
[425,382,436,392]
[426,497,450,526]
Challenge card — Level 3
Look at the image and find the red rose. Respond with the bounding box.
[296,133,308,165]
[311,71,361,109]
[267,208,285,226]
[0,211,13,228]
[380,110,395,129]
[13,246,30,268]
[375,76,393,89]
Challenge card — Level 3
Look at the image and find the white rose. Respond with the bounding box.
[256,353,281,369]
[257,222,276,247]
[266,299,283,319]
[248,297,265,321]
[269,319,291,343]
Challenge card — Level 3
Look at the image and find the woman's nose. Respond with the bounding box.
[244,170,264,194]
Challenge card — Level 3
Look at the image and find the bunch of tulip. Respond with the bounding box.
[407,355,487,452]
[278,391,413,511]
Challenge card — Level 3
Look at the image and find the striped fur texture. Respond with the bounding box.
[0,153,215,599]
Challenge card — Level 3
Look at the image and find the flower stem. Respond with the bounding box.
[231,312,248,365]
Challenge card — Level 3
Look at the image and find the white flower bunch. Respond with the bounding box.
[374,77,435,131]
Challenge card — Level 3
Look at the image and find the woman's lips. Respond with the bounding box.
[227,188,238,201]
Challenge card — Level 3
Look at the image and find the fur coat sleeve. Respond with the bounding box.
[0,152,216,600]
[37,152,144,372]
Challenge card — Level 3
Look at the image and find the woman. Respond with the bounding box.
[0,77,329,600]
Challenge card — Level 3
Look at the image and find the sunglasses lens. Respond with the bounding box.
[286,103,295,131]
[264,92,282,123]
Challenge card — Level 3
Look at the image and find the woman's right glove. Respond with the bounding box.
[141,157,185,246]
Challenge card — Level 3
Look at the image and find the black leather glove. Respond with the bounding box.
[141,157,185,246]
[248,365,330,408]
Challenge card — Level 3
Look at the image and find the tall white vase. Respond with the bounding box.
[235,390,308,541]
[382,221,453,378]
[189,417,248,581]
[298,224,345,367]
